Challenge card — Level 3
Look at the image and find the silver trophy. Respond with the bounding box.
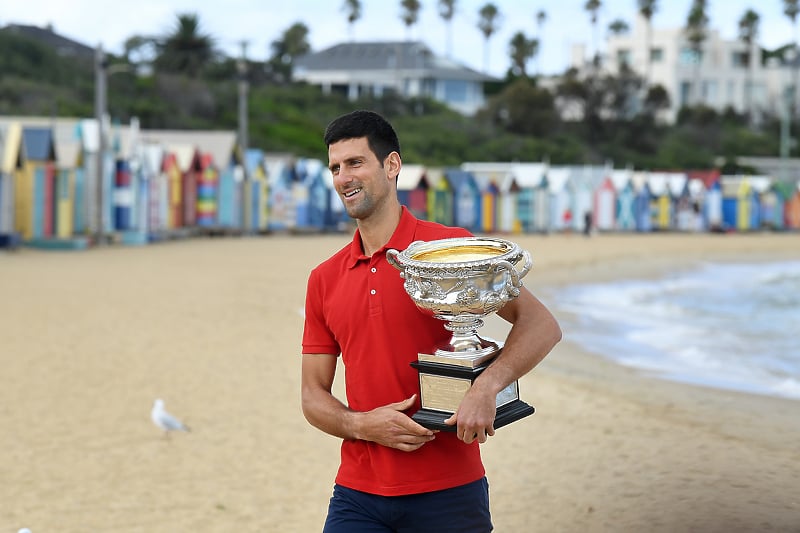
[386,237,535,431]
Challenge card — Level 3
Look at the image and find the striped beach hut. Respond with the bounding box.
[721,176,759,231]
[461,162,518,233]
[397,164,429,221]
[244,148,270,232]
[16,126,57,240]
[666,172,691,231]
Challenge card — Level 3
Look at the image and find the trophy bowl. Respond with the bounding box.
[387,237,532,363]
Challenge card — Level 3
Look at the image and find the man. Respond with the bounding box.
[301,110,562,532]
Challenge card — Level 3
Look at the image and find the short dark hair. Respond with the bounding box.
[324,110,401,163]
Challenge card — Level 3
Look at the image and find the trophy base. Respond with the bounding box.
[412,399,535,432]
[410,356,535,432]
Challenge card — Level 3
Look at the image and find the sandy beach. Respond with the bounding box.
[1,231,798,532]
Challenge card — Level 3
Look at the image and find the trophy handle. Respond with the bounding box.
[517,250,532,280]
[495,250,531,298]
[386,248,401,270]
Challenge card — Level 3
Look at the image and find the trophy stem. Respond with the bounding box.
[434,316,500,360]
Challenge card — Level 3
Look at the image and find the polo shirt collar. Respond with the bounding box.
[346,206,417,268]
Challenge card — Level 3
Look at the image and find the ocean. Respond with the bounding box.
[545,259,800,401]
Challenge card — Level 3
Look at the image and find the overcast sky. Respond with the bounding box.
[3,1,796,77]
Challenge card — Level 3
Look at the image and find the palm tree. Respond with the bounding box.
[684,0,708,106]
[154,13,216,77]
[738,9,760,122]
[508,32,538,78]
[783,0,800,118]
[438,0,457,58]
[342,0,362,42]
[267,22,311,82]
[584,0,602,68]
[535,9,547,75]
[608,19,630,36]
[478,3,502,74]
[637,0,658,87]
[400,0,422,41]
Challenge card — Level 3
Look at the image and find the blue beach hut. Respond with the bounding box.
[546,167,571,232]
[612,169,636,231]
[445,168,481,233]
[631,172,652,232]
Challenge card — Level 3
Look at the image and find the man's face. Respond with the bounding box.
[328,137,394,220]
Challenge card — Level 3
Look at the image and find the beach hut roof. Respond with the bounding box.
[138,129,237,169]
[688,178,706,197]
[747,175,772,193]
[21,127,55,161]
[426,167,446,188]
[0,122,22,173]
[397,164,427,191]
[0,116,82,168]
[444,168,477,189]
[546,167,571,193]
[508,162,546,188]
[610,169,632,191]
[646,172,671,195]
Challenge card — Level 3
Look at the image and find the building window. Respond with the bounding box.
[617,49,632,66]
[680,81,692,106]
[732,51,749,67]
[442,80,469,103]
[703,80,718,105]
[650,48,664,62]
[679,47,702,65]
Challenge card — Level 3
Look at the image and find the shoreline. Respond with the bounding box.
[1,232,798,532]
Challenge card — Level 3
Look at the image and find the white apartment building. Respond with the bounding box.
[572,14,795,123]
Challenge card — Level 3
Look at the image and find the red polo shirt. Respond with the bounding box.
[302,207,484,496]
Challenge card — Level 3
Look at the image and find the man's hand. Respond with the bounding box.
[443,386,496,445]
[356,395,436,451]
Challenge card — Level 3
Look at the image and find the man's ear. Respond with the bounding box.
[385,151,401,181]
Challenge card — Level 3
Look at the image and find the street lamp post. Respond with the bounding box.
[237,41,249,233]
[94,44,107,245]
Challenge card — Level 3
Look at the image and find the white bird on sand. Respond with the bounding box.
[151,399,190,437]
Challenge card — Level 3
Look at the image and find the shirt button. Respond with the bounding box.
[370,289,376,295]
[371,267,377,273]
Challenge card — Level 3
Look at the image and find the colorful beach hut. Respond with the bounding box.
[631,172,652,232]
[397,164,429,221]
[266,155,297,231]
[444,168,481,233]
[611,169,636,231]
[645,172,671,230]
[593,172,617,231]
[427,168,453,226]
[510,163,548,233]
[546,167,571,232]
[0,123,20,246]
[784,184,800,229]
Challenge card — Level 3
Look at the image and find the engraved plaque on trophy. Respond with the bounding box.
[386,237,536,431]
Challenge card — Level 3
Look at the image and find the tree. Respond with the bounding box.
[738,8,760,123]
[267,22,311,83]
[684,0,708,106]
[608,19,630,36]
[342,0,362,42]
[154,13,216,78]
[637,0,658,87]
[535,9,547,75]
[508,32,538,78]
[400,0,422,41]
[584,0,602,67]
[783,0,799,118]
[438,0,457,58]
[478,3,502,74]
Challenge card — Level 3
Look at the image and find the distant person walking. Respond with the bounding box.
[583,210,593,237]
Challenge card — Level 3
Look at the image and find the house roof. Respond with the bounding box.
[296,41,495,82]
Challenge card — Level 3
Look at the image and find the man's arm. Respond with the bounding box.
[444,288,562,443]
[301,353,436,451]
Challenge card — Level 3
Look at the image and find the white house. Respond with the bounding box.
[294,41,497,116]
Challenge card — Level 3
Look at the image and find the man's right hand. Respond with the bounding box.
[354,395,436,451]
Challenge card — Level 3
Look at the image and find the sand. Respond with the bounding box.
[0,231,798,532]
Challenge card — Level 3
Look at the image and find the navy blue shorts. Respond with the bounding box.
[322,477,493,532]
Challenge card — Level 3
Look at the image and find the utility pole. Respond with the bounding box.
[237,40,250,232]
[94,44,107,245]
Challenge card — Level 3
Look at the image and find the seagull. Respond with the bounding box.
[151,399,190,437]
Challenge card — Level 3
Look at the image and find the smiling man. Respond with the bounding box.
[300,110,562,532]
